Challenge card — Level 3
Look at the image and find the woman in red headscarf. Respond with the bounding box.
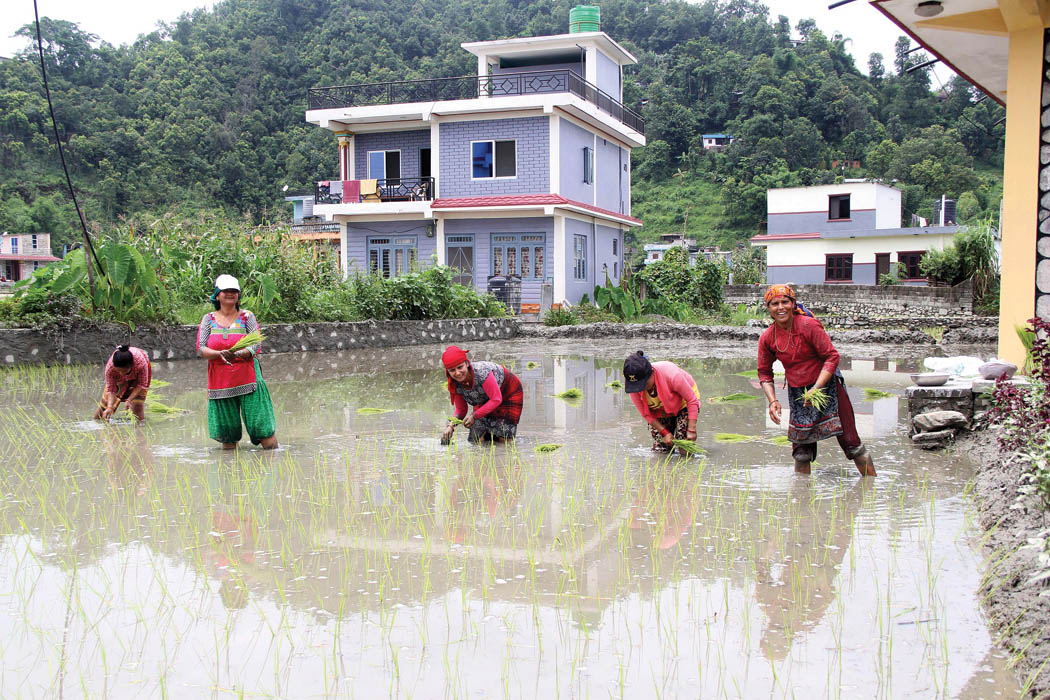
[440,346,524,444]
[757,284,876,477]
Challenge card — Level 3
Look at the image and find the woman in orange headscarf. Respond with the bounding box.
[757,284,875,476]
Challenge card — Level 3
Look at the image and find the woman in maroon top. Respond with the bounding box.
[757,284,876,477]
[94,345,151,422]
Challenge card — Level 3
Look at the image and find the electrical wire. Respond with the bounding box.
[32,0,106,279]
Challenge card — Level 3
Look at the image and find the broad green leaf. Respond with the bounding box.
[106,244,133,286]
[50,265,86,295]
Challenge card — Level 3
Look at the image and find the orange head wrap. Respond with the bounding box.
[763,284,796,306]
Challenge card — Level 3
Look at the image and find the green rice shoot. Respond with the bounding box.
[734,369,782,378]
[606,380,624,389]
[357,407,393,415]
[526,361,540,370]
[448,417,464,425]
[151,379,172,388]
[552,388,583,400]
[770,435,792,446]
[535,443,562,453]
[146,400,184,414]
[714,433,758,443]
[801,386,830,410]
[863,388,893,400]
[227,331,265,352]
[672,439,704,455]
[707,392,758,403]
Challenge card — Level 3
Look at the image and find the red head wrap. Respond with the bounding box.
[442,345,470,370]
[763,284,796,306]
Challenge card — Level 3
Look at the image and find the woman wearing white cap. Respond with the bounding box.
[195,274,278,449]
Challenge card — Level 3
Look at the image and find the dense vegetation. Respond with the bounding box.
[0,0,1003,254]
[0,216,507,327]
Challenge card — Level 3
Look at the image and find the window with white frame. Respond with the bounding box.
[367,150,401,181]
[30,234,38,250]
[472,140,516,179]
[573,234,586,281]
[490,234,545,279]
[367,236,417,278]
[612,237,618,255]
[583,146,594,184]
[10,237,17,254]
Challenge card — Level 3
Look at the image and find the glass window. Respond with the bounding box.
[367,236,417,278]
[368,150,401,180]
[10,238,17,254]
[573,234,586,281]
[825,254,853,281]
[472,140,516,179]
[612,237,618,255]
[898,251,924,279]
[491,233,546,280]
[583,146,594,184]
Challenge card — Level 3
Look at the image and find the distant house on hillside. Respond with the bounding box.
[701,134,733,152]
[0,233,59,283]
[643,233,732,267]
[750,182,960,286]
[302,11,643,312]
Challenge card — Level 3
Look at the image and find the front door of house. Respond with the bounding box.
[446,235,475,287]
[875,253,890,281]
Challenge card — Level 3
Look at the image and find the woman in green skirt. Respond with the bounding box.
[196,274,278,449]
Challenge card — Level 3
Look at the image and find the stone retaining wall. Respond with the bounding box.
[519,321,938,345]
[0,318,518,366]
[725,282,974,315]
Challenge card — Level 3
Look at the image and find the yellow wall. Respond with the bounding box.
[998,3,1049,366]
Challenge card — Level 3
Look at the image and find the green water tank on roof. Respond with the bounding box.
[569,5,600,33]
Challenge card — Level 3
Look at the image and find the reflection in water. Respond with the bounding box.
[0,342,1018,698]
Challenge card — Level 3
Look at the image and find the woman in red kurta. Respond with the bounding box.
[440,345,523,444]
[757,284,875,476]
[94,344,151,421]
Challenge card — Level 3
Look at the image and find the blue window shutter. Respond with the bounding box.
[472,142,493,178]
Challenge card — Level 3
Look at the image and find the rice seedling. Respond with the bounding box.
[357,407,393,415]
[671,440,704,455]
[707,393,758,404]
[145,401,185,414]
[227,330,266,352]
[150,379,172,388]
[733,369,759,378]
[863,388,893,400]
[606,380,624,389]
[526,361,540,370]
[535,443,563,453]
[447,417,465,425]
[713,433,758,443]
[801,386,830,410]
[770,435,792,446]
[551,388,583,400]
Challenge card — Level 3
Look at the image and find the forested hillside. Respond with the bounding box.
[0,0,1004,251]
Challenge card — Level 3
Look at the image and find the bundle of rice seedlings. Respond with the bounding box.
[606,380,624,389]
[357,407,393,415]
[733,369,759,378]
[151,379,172,388]
[863,388,893,400]
[146,401,184,414]
[770,435,792,446]
[448,417,465,425]
[552,388,583,400]
[526,361,540,370]
[672,439,704,455]
[707,392,758,403]
[714,433,757,443]
[535,443,562,453]
[801,386,830,410]
[227,331,266,352]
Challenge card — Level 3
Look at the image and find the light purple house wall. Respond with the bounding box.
[344,220,435,274]
[767,210,877,235]
[354,130,431,180]
[596,51,621,99]
[564,217,595,302]
[444,217,554,305]
[438,117,549,197]
[593,222,622,284]
[559,118,595,203]
[595,137,625,213]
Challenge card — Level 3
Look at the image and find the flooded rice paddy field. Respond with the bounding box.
[0,339,1020,699]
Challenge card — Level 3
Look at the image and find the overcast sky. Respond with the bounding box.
[1,0,955,85]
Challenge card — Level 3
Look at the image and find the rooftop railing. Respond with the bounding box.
[308,69,644,135]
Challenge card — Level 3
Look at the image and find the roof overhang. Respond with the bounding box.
[461,32,637,66]
[869,0,1013,104]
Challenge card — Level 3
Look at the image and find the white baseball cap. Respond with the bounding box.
[214,274,241,291]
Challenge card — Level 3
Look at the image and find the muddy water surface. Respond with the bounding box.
[0,340,1019,698]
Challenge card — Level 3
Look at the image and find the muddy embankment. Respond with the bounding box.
[519,321,997,346]
[961,430,1050,698]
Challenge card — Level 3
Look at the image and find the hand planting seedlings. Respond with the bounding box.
[800,386,830,410]
[672,439,704,456]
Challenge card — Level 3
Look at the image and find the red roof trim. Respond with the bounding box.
[871,0,1005,107]
[0,254,59,262]
[432,194,642,225]
[749,232,822,242]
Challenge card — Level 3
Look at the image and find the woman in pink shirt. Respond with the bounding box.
[623,351,701,455]
[757,284,875,476]
[94,344,151,422]
[441,345,523,444]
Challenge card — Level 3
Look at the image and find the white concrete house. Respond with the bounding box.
[750,182,960,285]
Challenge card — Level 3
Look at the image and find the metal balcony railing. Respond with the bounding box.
[314,177,435,204]
[308,69,644,135]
